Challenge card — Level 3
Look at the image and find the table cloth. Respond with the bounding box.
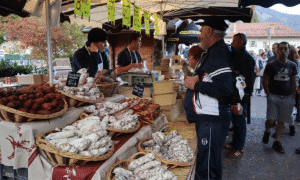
[0,94,127,180]
[0,107,83,180]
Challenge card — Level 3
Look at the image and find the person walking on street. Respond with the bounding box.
[262,41,297,153]
[287,45,300,128]
[184,16,234,180]
[265,45,274,59]
[268,43,279,63]
[257,52,268,95]
[272,44,299,138]
[224,33,256,157]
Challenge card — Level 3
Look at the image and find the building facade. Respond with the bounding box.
[224,22,300,55]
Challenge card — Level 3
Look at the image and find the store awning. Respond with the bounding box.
[168,20,200,45]
[2,0,300,24]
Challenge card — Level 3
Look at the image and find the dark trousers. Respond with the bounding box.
[195,120,230,180]
[295,91,299,122]
[259,76,263,91]
[231,101,247,151]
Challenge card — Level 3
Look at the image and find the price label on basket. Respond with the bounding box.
[66,72,81,87]
[132,83,144,98]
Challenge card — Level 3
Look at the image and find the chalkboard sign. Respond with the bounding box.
[132,83,144,98]
[66,72,81,87]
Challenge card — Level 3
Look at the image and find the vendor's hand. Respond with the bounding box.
[132,63,143,69]
[97,70,108,76]
[88,43,98,53]
[184,75,199,90]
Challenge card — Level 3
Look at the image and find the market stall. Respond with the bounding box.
[0,67,194,180]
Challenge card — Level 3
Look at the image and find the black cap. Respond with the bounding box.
[88,28,107,42]
[196,16,229,31]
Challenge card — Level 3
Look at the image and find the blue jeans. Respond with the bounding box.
[195,120,230,180]
[231,101,247,151]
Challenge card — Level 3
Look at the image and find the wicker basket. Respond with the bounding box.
[79,112,141,135]
[137,137,196,168]
[58,90,104,107]
[106,149,161,180]
[36,128,115,166]
[107,120,141,134]
[96,82,119,97]
[0,99,68,123]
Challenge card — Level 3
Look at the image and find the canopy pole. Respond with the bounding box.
[46,0,53,84]
[162,36,165,58]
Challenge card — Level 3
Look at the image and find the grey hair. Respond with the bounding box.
[212,28,227,38]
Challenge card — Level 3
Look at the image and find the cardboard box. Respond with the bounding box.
[153,92,177,106]
[160,99,184,121]
[16,74,49,85]
[117,86,152,99]
[42,74,49,83]
[152,80,174,95]
[16,74,43,85]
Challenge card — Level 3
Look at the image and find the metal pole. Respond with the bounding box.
[162,36,165,58]
[267,27,271,47]
[46,0,53,84]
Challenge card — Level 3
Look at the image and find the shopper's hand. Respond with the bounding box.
[231,104,243,115]
[89,43,98,53]
[184,75,199,90]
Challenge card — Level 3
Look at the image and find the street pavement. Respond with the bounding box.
[222,95,300,180]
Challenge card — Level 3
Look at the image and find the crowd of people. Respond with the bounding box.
[181,16,300,180]
[71,21,300,180]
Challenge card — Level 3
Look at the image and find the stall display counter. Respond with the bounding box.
[117,72,155,86]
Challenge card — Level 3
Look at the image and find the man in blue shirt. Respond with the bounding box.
[116,33,143,74]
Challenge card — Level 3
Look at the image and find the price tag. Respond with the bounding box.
[66,72,81,87]
[132,83,144,98]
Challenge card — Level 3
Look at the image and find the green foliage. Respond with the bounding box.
[251,12,260,23]
[0,15,19,45]
[0,59,33,77]
[2,16,87,60]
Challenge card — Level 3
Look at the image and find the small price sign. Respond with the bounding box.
[66,72,81,87]
[132,83,144,98]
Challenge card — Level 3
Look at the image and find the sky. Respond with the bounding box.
[270,4,300,15]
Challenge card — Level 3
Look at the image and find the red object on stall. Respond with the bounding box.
[5,77,11,84]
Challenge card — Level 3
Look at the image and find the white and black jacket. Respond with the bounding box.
[184,40,235,123]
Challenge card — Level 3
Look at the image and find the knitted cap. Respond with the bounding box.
[88,28,107,42]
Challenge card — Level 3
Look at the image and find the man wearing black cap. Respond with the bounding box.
[183,16,234,180]
[73,27,110,77]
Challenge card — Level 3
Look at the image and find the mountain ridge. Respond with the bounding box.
[255,6,300,32]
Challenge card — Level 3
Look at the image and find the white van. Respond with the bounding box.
[0,49,5,61]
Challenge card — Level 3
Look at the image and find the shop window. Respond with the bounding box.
[250,41,256,47]
[263,42,267,46]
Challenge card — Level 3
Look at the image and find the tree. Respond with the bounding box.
[0,15,20,45]
[2,15,87,60]
[251,12,260,23]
